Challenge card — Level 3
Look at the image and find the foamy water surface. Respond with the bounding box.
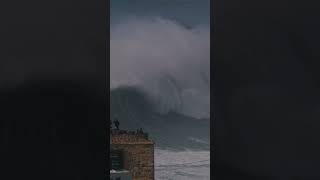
[155,148,210,180]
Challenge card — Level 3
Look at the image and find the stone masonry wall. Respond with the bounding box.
[111,134,154,180]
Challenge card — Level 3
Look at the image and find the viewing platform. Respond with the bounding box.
[110,129,154,145]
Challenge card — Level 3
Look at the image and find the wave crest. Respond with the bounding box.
[111,17,210,119]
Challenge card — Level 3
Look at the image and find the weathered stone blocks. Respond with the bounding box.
[111,134,154,180]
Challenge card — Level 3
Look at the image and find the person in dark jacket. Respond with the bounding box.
[113,118,120,130]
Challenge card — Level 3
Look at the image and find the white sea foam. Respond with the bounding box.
[155,148,210,180]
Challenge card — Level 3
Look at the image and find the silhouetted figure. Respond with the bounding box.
[113,118,120,130]
[139,128,144,134]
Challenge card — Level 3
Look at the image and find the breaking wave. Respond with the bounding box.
[111,17,210,119]
[110,2,210,178]
[110,18,210,150]
[110,18,210,149]
[110,85,210,150]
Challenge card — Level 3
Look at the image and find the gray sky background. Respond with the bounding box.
[111,0,210,26]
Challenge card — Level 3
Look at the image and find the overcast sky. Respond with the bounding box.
[110,0,210,26]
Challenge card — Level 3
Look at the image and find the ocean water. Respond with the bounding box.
[110,1,210,179]
[155,148,210,180]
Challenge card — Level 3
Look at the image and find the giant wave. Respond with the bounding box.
[110,18,210,150]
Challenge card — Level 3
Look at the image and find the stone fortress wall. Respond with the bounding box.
[111,131,154,180]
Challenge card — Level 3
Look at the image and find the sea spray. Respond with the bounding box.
[111,17,210,119]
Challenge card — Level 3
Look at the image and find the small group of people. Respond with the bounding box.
[136,128,144,135]
[109,117,148,138]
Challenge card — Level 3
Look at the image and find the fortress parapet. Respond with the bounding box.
[111,130,151,144]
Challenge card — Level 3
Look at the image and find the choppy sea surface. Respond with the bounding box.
[155,148,210,180]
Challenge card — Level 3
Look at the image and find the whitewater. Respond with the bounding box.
[110,16,210,179]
